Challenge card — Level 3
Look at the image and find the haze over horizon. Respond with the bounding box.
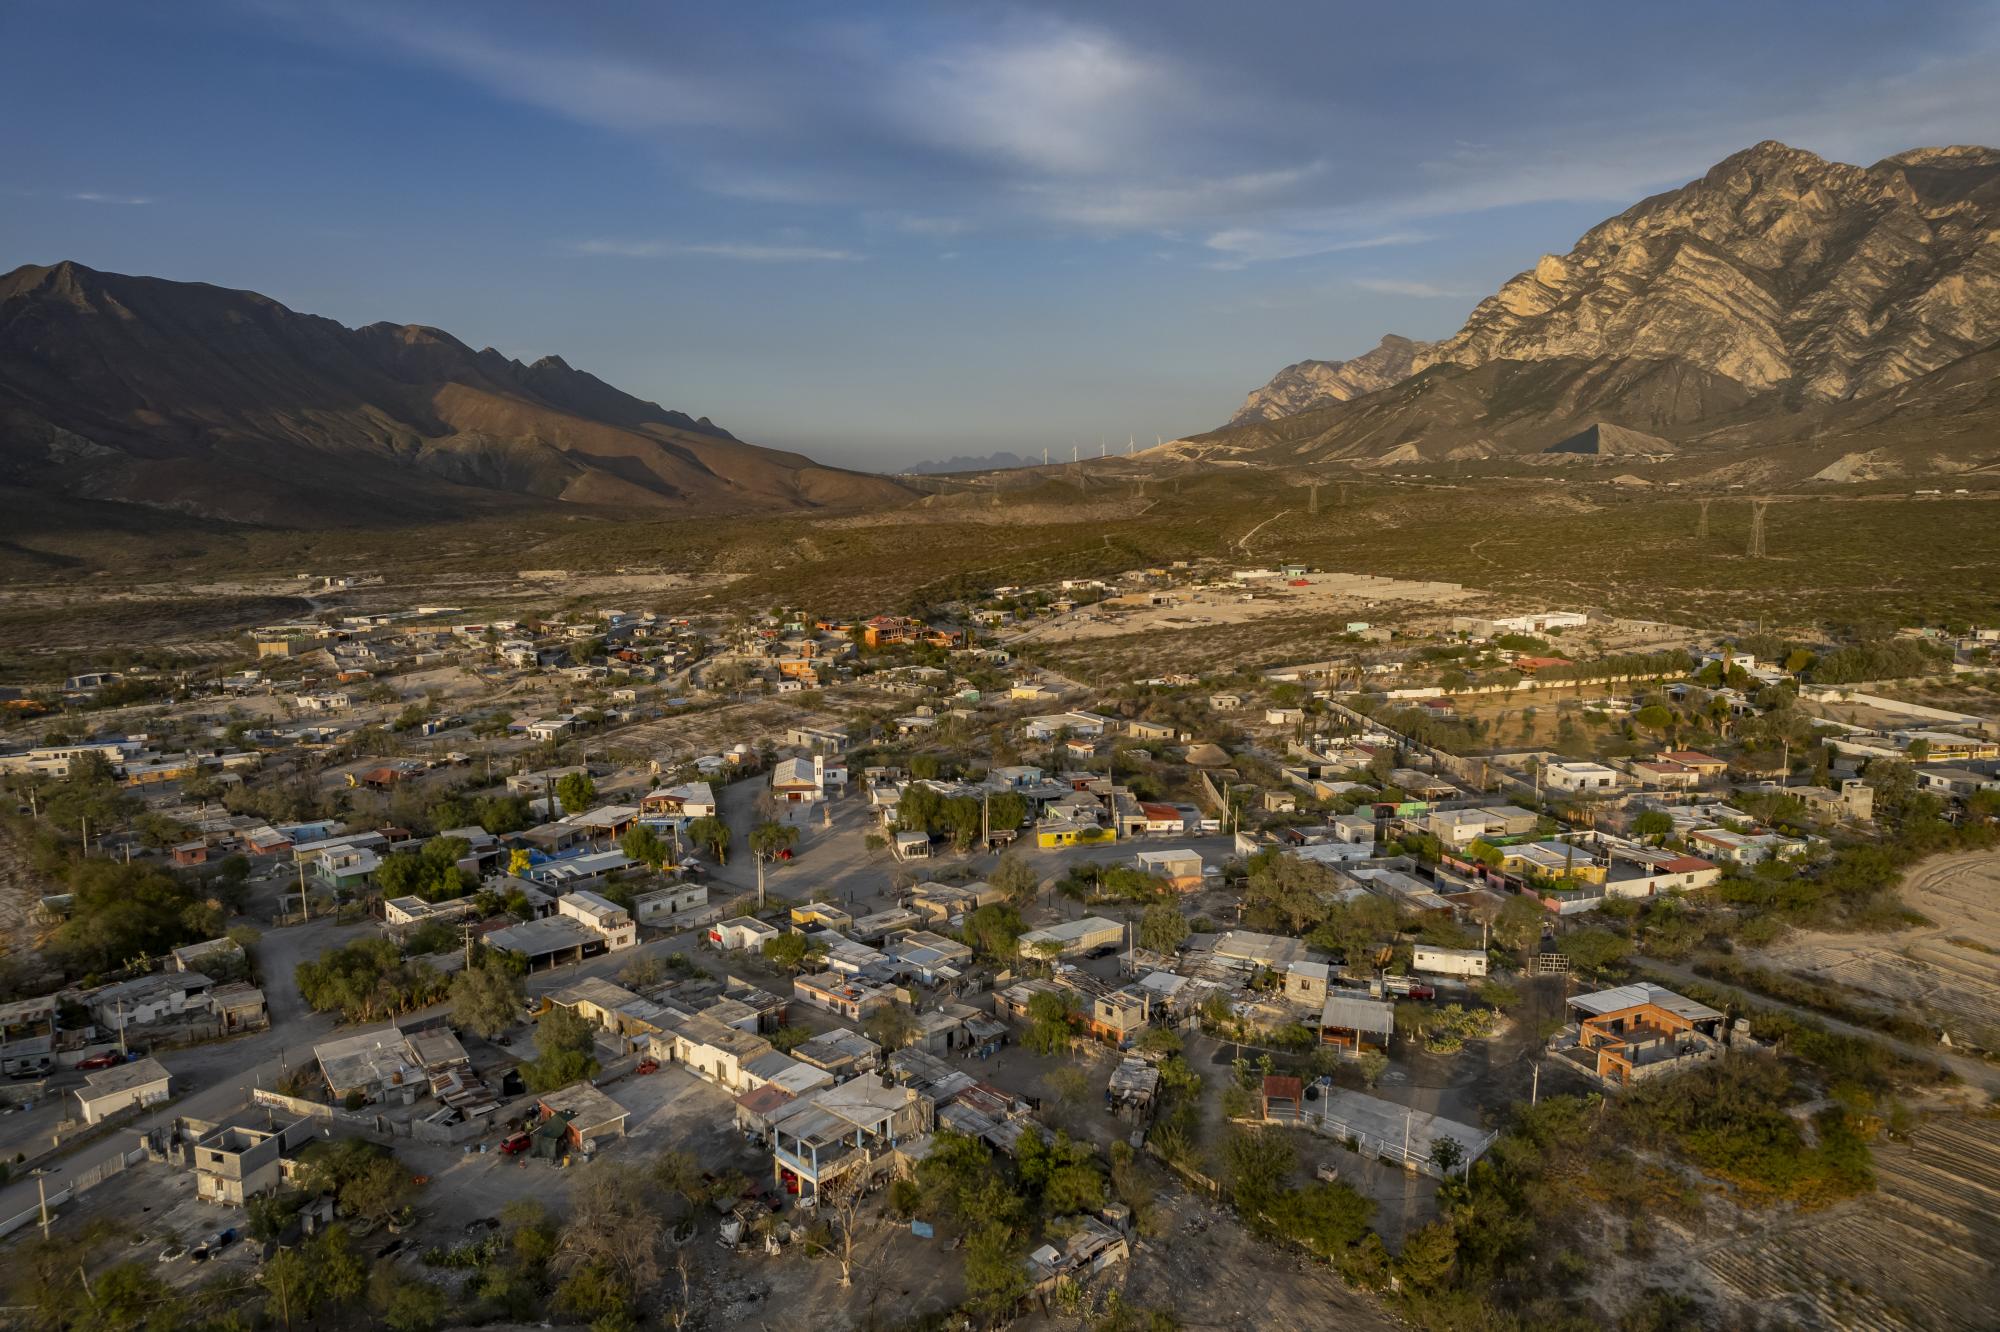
[5,0,1998,470]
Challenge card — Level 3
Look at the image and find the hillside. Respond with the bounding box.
[1230,335,1433,424]
[0,261,911,525]
[1196,141,2000,476]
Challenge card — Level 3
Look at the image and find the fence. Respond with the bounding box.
[1261,1081,1499,1181]
[0,1144,146,1239]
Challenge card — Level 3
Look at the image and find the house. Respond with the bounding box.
[1551,984,1724,1087]
[526,850,635,893]
[314,1026,422,1102]
[654,1014,775,1092]
[86,972,214,1032]
[1655,750,1729,780]
[769,1079,931,1198]
[1209,693,1245,711]
[633,882,709,926]
[893,830,933,861]
[793,972,900,1021]
[1320,994,1394,1054]
[383,894,478,934]
[1133,848,1204,891]
[1265,707,1306,726]
[74,1057,172,1125]
[710,916,782,951]
[1916,767,2000,800]
[786,725,850,754]
[883,929,974,983]
[485,913,615,970]
[791,1028,881,1080]
[183,1114,312,1204]
[1022,711,1110,742]
[537,1084,629,1151]
[1629,760,1702,791]
[209,983,270,1033]
[1411,945,1489,979]
[170,937,246,976]
[1087,989,1151,1047]
[555,891,637,950]
[1687,827,1811,865]
[1018,916,1123,959]
[640,781,718,819]
[1543,761,1621,795]
[1284,960,1334,1008]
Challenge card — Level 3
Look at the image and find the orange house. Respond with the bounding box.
[1557,984,1724,1087]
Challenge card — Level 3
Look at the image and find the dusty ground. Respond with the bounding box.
[1753,849,2000,1048]
[1006,571,1474,649]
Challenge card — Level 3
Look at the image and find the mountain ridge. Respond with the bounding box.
[1199,140,2000,477]
[0,261,911,526]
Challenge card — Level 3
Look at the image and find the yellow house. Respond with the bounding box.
[1037,822,1116,849]
[1499,841,1608,886]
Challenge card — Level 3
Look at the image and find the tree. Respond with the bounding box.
[1556,927,1631,975]
[1631,810,1676,843]
[1428,1135,1466,1177]
[263,1225,365,1330]
[451,954,523,1039]
[1492,893,1547,952]
[552,1163,666,1314]
[685,816,730,864]
[1138,903,1189,954]
[620,825,671,869]
[801,1164,870,1287]
[1268,1180,1374,1260]
[523,1005,600,1092]
[961,903,1026,960]
[1222,1127,1296,1221]
[864,1003,919,1053]
[555,771,596,815]
[749,821,799,862]
[1016,1126,1106,1214]
[989,853,1040,904]
[761,932,822,973]
[1023,989,1080,1055]
[1395,1219,1459,1292]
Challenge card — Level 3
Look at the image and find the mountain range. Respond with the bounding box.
[0,261,909,526]
[1201,141,2000,482]
[902,450,1039,475]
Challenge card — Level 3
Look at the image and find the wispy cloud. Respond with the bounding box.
[1352,277,1466,299]
[1202,229,1431,269]
[68,191,152,206]
[574,238,862,263]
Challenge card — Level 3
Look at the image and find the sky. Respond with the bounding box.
[4,1,1998,470]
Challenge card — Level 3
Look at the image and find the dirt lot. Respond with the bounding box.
[1008,572,1475,649]
[1752,849,2000,1048]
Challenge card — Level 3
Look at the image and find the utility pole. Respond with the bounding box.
[1747,500,1769,559]
[115,1001,128,1055]
[1531,1060,1540,1106]
[296,859,310,922]
[37,1176,50,1240]
[1696,498,1710,539]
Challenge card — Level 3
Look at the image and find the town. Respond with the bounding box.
[0,556,1994,1331]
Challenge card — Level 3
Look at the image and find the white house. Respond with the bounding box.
[1543,761,1621,795]
[709,916,782,951]
[74,1058,172,1125]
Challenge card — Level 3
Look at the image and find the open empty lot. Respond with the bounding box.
[1753,850,2000,1048]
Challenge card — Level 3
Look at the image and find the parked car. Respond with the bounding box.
[463,1216,500,1235]
[499,1132,532,1155]
[634,1059,659,1076]
[76,1053,122,1072]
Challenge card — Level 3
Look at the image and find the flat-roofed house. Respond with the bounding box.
[1552,984,1724,1088]
[75,1057,171,1125]
[1319,993,1394,1054]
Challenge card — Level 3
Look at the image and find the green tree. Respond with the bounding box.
[555,771,597,815]
[961,903,1026,960]
[450,954,523,1039]
[619,825,671,869]
[523,1006,601,1092]
[749,821,799,862]
[1631,810,1675,843]
[685,816,730,864]
[1023,989,1080,1055]
[761,932,823,973]
[1491,893,1547,952]
[1138,903,1189,954]
[1395,1220,1459,1292]
[1222,1127,1296,1221]
[1556,927,1631,975]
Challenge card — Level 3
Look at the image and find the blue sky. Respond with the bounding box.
[5,2,1997,469]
